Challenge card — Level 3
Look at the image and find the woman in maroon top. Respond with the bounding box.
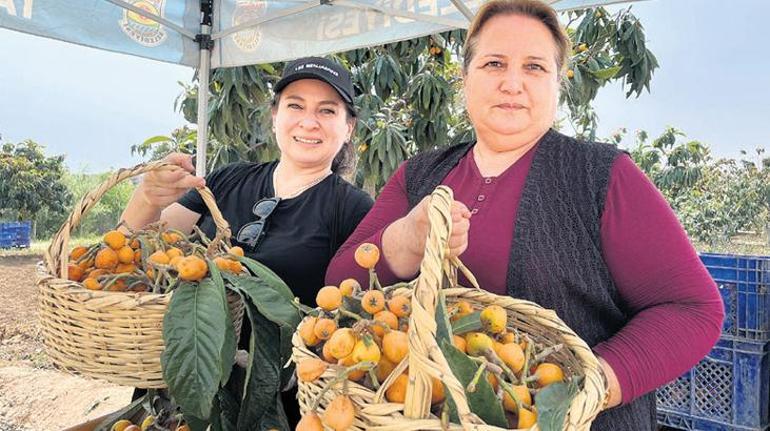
[326,1,724,429]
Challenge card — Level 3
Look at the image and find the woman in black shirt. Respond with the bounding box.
[121,56,373,427]
[123,56,372,304]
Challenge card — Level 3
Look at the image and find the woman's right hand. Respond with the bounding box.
[383,195,471,278]
[138,153,205,210]
[405,195,471,258]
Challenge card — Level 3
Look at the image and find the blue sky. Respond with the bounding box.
[1,0,768,173]
[594,0,770,158]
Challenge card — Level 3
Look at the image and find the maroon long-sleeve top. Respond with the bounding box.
[326,143,724,404]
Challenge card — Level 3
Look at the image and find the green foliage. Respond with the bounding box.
[562,8,659,140]
[621,127,770,245]
[160,255,301,428]
[33,170,135,239]
[0,140,70,228]
[435,292,508,427]
[451,310,483,335]
[535,381,580,431]
[159,7,656,192]
[161,278,230,419]
[131,126,198,161]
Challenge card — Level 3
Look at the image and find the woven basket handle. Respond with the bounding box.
[45,160,231,278]
[403,186,482,426]
[404,187,609,430]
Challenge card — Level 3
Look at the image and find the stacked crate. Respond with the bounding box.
[0,221,32,248]
[657,253,770,431]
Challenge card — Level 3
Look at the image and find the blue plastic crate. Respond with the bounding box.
[0,221,32,248]
[700,253,770,342]
[656,337,770,430]
[0,235,13,248]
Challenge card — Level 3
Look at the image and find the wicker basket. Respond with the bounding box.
[292,186,607,430]
[36,160,244,388]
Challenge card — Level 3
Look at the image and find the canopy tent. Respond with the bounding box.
[1,0,640,175]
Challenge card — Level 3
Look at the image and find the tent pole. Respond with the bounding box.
[449,0,474,21]
[195,0,214,177]
[195,28,211,177]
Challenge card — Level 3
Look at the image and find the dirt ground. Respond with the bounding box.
[0,255,132,431]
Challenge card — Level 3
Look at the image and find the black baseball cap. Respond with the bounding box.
[274,57,355,104]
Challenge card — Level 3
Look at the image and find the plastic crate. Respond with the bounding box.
[700,253,770,342]
[656,337,770,430]
[0,221,32,248]
[0,234,14,248]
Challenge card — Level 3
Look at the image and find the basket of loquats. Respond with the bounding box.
[291,186,608,431]
[36,160,245,389]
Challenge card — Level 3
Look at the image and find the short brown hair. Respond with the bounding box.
[462,0,570,76]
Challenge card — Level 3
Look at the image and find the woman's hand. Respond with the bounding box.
[137,153,205,210]
[405,195,471,258]
[383,196,471,278]
[121,153,205,231]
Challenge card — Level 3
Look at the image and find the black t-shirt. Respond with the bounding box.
[178,161,373,306]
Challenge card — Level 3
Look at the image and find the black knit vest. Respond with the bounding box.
[405,129,656,431]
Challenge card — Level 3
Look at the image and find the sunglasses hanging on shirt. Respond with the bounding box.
[236,197,281,249]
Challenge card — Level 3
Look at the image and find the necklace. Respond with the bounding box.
[273,169,332,199]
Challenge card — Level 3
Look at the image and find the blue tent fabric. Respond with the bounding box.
[0,0,198,65]
[0,0,642,68]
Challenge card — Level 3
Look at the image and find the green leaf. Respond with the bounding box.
[435,290,454,345]
[141,135,173,146]
[260,62,277,75]
[451,310,482,335]
[587,57,600,72]
[535,381,580,431]
[236,301,290,430]
[422,82,431,110]
[435,292,460,424]
[572,67,585,104]
[210,404,224,431]
[237,256,295,302]
[184,415,210,431]
[342,294,365,316]
[161,280,229,419]
[225,271,301,391]
[439,339,508,427]
[223,272,301,331]
[589,65,622,81]
[208,261,237,386]
[214,387,241,431]
[387,146,398,173]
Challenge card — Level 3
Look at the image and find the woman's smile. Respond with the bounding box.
[293,136,323,145]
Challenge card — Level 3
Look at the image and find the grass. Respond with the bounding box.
[695,232,770,256]
[0,236,101,258]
